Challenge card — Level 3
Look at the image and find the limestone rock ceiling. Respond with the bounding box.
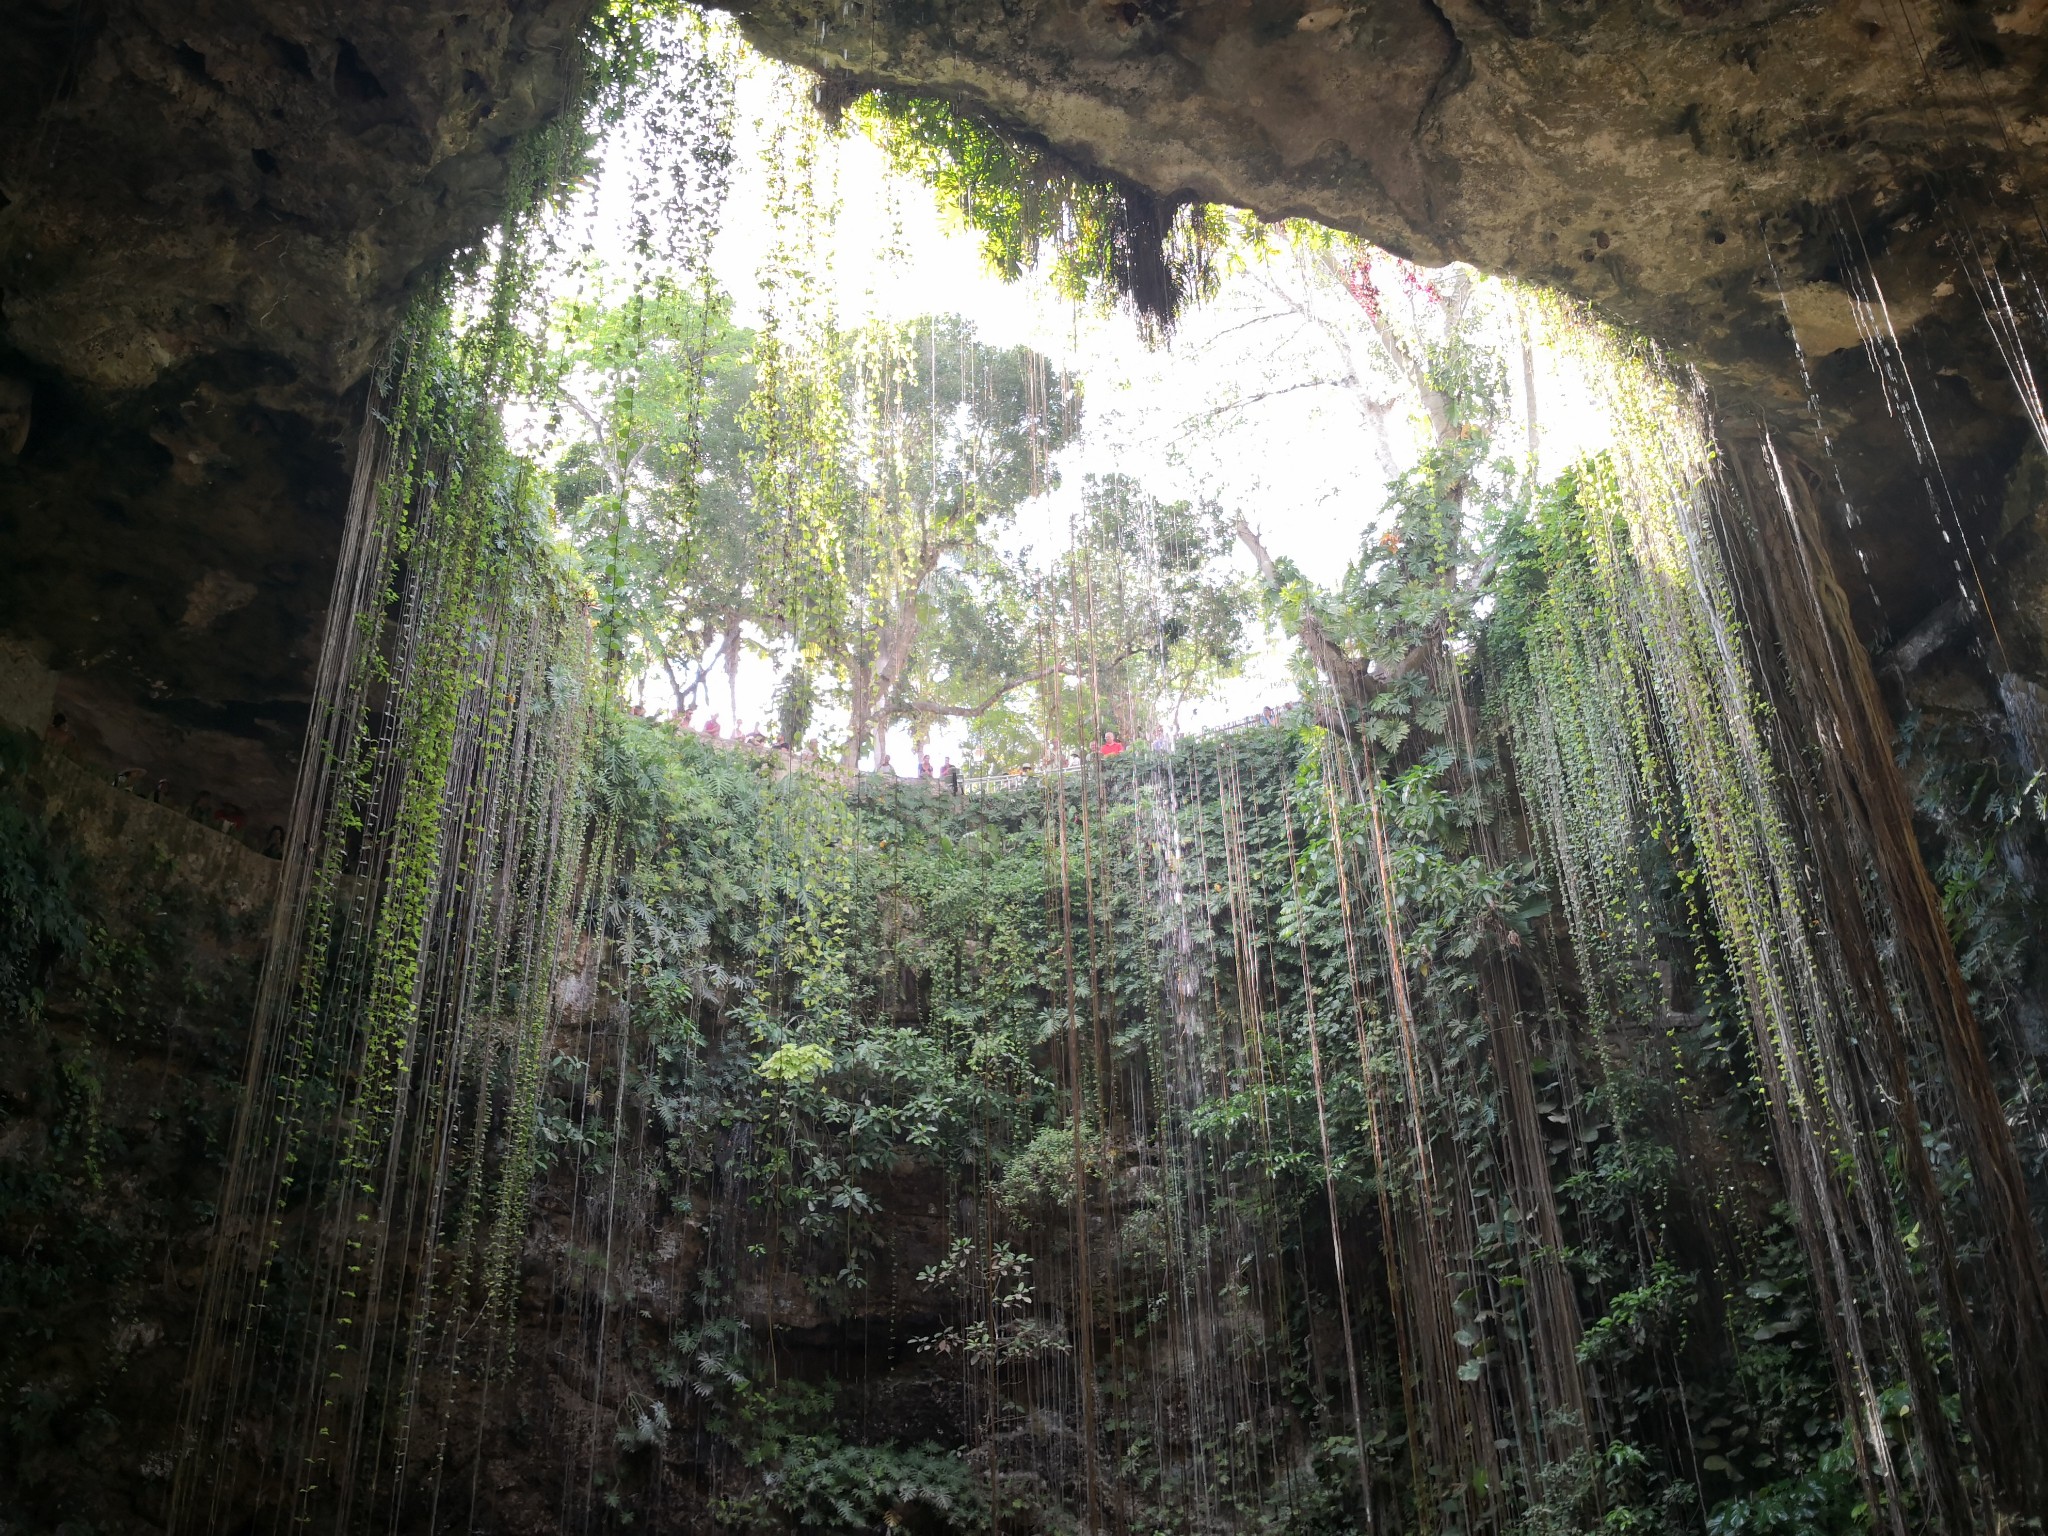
[718,0,2045,384]
[718,0,2048,643]
[0,0,597,822]
[2,0,2044,808]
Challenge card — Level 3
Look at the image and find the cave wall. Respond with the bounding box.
[0,0,599,834]
[0,735,276,1533]
[0,735,972,1536]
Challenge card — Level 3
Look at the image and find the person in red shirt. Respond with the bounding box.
[1098,731,1125,758]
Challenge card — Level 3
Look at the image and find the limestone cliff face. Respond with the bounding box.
[715,0,2048,301]
[0,0,597,827]
[0,737,277,1532]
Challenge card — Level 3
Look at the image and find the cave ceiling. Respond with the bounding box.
[4,0,2045,809]
[711,0,2048,654]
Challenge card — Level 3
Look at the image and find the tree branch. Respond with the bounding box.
[1234,515,1283,586]
[1173,377,1355,431]
[1233,516,1378,708]
[895,646,1149,724]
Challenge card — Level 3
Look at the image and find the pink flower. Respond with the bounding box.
[1345,257,1382,320]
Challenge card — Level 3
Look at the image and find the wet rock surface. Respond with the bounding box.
[0,736,276,1533]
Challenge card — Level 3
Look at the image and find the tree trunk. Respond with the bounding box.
[723,612,743,727]
[1233,517,1378,710]
[843,659,873,773]
[872,550,942,734]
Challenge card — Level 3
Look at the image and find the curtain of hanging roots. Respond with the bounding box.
[170,329,594,1535]
[1714,424,2048,1522]
[153,225,2048,1536]
[1507,319,2048,1532]
[1237,679,1591,1536]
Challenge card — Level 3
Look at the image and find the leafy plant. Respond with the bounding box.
[851,92,1228,327]
[0,746,84,1025]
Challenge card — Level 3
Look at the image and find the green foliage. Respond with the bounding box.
[588,711,1064,1291]
[549,289,1102,764]
[1900,710,2048,1032]
[753,1435,984,1534]
[756,1040,834,1085]
[547,276,757,683]
[1704,1440,1862,1536]
[745,311,1083,763]
[994,1124,1094,1223]
[1576,1259,1692,1366]
[914,1237,1069,1362]
[772,665,815,745]
[0,760,83,1024]
[851,93,1229,326]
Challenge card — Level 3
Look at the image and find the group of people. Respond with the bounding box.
[46,711,285,858]
[969,729,1156,785]
[630,701,823,761]
[629,699,981,790]
[909,752,964,794]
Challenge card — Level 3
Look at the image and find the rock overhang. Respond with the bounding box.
[4,0,2046,810]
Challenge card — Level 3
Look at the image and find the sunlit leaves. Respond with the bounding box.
[851,93,1226,328]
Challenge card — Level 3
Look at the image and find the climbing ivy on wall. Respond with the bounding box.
[537,686,1848,1536]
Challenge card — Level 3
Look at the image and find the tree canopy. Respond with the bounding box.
[544,279,1251,767]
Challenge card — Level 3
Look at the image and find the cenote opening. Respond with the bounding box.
[5,7,2048,1536]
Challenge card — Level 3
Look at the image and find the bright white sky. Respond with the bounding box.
[550,30,1620,771]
